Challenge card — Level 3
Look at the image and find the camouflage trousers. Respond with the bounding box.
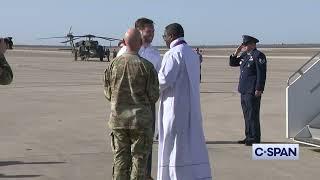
[110,129,153,180]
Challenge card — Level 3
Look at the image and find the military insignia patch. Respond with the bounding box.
[259,58,266,64]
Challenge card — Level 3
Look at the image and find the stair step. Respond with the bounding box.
[294,137,320,147]
[309,112,320,128]
[309,127,320,140]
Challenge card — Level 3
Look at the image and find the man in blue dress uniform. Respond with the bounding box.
[229,35,267,146]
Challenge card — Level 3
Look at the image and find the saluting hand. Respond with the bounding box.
[234,44,244,57]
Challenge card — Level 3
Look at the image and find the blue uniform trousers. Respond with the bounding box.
[241,94,261,143]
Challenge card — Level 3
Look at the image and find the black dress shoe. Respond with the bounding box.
[237,139,247,144]
[245,141,260,146]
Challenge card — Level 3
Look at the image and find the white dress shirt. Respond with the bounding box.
[117,44,161,72]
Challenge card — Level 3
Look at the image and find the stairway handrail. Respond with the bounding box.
[287,51,320,86]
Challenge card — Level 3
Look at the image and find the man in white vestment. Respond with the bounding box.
[117,18,161,180]
[157,23,212,180]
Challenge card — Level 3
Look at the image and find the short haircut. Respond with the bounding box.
[165,23,184,38]
[135,18,154,30]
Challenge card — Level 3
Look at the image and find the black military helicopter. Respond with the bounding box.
[40,27,121,61]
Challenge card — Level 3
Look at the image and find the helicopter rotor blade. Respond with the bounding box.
[38,36,67,40]
[96,36,121,41]
[110,38,122,41]
[60,37,81,43]
[69,35,83,38]
[84,34,96,38]
[95,36,109,40]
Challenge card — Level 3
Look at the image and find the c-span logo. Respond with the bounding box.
[252,144,299,160]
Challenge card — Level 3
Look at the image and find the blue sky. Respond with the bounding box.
[1,0,320,46]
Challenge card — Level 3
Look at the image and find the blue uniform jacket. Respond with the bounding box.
[229,49,267,94]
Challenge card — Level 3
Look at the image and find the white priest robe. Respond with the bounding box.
[157,37,212,180]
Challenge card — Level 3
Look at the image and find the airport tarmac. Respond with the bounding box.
[1,47,320,180]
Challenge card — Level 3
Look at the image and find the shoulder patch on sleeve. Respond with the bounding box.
[259,58,266,64]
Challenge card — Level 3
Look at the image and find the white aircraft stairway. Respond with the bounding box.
[286,50,320,147]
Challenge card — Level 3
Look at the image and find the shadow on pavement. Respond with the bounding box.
[200,91,235,94]
[0,161,65,167]
[0,174,42,178]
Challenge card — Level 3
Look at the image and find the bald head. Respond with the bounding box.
[124,28,142,53]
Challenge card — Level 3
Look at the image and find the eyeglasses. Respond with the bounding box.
[162,34,167,40]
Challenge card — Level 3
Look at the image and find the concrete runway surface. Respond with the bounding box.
[1,47,320,180]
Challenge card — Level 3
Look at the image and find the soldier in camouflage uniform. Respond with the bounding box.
[0,38,13,85]
[104,28,159,180]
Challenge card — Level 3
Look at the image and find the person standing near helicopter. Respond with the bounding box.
[105,48,110,62]
[0,38,13,85]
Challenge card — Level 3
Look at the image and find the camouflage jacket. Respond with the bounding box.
[0,54,13,85]
[104,52,159,130]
